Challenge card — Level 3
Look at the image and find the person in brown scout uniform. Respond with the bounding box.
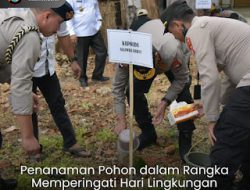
[161,1,250,189]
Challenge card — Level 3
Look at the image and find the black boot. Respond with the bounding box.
[238,183,250,190]
[179,130,193,162]
[238,162,250,190]
[213,175,234,190]
[138,127,157,150]
[233,183,250,190]
[0,177,17,190]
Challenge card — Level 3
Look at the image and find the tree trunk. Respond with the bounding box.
[141,0,160,18]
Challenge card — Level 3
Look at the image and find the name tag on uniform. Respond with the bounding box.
[76,0,82,2]
[171,58,182,70]
[186,37,195,55]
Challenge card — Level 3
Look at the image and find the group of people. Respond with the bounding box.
[113,1,250,190]
[161,1,250,189]
[0,0,109,156]
[0,0,250,189]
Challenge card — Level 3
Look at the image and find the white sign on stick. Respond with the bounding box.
[107,29,153,68]
[195,0,212,9]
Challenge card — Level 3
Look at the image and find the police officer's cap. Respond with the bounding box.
[159,33,179,66]
[51,1,74,21]
[160,0,193,32]
[137,9,148,17]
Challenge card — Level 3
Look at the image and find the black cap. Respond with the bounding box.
[160,0,193,32]
[51,1,74,21]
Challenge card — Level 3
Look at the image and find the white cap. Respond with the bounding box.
[137,19,165,51]
[137,9,148,17]
[137,19,182,68]
[137,20,180,69]
[159,33,179,65]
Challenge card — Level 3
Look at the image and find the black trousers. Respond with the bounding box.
[77,31,107,80]
[126,74,156,131]
[165,71,196,160]
[210,86,250,189]
[126,70,195,159]
[32,73,76,149]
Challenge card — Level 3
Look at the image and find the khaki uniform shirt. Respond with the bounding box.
[0,9,41,115]
[187,16,250,122]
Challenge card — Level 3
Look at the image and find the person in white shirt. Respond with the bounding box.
[32,22,91,157]
[66,0,109,87]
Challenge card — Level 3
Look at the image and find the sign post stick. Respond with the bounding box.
[129,64,134,173]
[107,28,153,180]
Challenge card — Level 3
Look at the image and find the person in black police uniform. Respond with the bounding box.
[117,9,196,161]
[126,9,157,150]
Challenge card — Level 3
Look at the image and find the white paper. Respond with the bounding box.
[195,0,212,9]
[107,29,153,68]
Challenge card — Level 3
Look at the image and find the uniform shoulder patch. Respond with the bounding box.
[186,37,195,55]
